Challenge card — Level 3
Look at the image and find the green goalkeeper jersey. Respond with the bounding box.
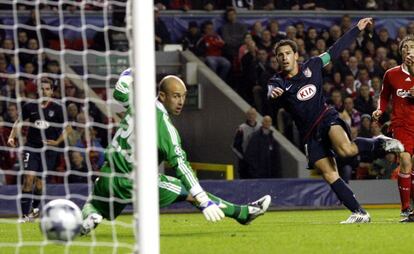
[106,68,203,196]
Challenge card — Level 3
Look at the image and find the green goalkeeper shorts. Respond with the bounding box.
[88,163,189,220]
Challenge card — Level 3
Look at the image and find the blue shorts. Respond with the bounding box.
[23,149,58,173]
[304,110,351,168]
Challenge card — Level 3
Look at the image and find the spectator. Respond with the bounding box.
[294,21,306,40]
[285,25,297,41]
[364,55,383,78]
[67,102,79,123]
[19,38,39,66]
[268,19,285,44]
[250,21,264,44]
[253,49,269,114]
[407,21,414,35]
[17,30,28,48]
[74,112,105,172]
[245,116,279,178]
[238,33,254,62]
[358,114,372,138]
[259,55,279,117]
[363,40,376,57]
[370,75,382,101]
[232,108,261,179]
[387,40,401,63]
[346,56,359,78]
[154,7,171,51]
[240,40,258,105]
[2,39,14,60]
[3,103,19,124]
[196,21,231,81]
[295,38,308,58]
[341,97,361,129]
[305,27,318,51]
[354,84,375,115]
[375,46,388,64]
[63,78,79,104]
[334,49,351,77]
[332,72,343,90]
[343,74,358,98]
[221,8,247,61]
[181,21,201,54]
[326,25,342,47]
[340,14,352,33]
[356,67,371,87]
[328,89,344,112]
[257,30,273,54]
[396,26,407,43]
[315,37,326,54]
[376,28,392,48]
[68,151,89,183]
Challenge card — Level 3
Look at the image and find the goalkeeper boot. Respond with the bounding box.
[376,135,404,153]
[28,207,40,220]
[238,195,271,225]
[340,212,371,224]
[80,213,103,236]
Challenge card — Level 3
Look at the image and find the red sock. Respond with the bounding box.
[398,173,411,211]
[411,172,414,205]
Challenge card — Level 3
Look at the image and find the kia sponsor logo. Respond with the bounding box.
[297,84,316,101]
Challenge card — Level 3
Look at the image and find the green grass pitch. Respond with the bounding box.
[0,209,412,254]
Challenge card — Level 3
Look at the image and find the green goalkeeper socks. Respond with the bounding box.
[206,193,249,223]
[82,202,100,219]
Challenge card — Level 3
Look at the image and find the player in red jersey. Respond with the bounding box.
[373,35,414,220]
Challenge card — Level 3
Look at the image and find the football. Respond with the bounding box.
[39,199,83,242]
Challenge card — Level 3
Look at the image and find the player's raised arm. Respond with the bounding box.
[319,17,373,66]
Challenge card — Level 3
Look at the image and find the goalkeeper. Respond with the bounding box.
[81,70,270,235]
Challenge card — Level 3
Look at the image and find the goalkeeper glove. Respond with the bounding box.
[195,191,225,222]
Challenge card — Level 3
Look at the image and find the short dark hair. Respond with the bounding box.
[201,20,213,32]
[40,77,55,90]
[274,39,298,54]
[399,35,414,54]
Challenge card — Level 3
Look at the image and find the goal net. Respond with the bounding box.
[0,0,158,253]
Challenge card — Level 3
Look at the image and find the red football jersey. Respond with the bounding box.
[378,64,414,132]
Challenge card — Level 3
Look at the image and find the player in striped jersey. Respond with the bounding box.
[80,71,270,235]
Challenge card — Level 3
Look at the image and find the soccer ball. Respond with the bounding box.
[39,199,83,242]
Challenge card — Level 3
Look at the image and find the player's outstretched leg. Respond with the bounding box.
[355,135,404,158]
[198,193,271,225]
[80,202,103,236]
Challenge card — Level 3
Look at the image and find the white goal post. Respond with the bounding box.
[131,0,160,253]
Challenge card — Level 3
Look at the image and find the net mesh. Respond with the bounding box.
[0,0,137,252]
